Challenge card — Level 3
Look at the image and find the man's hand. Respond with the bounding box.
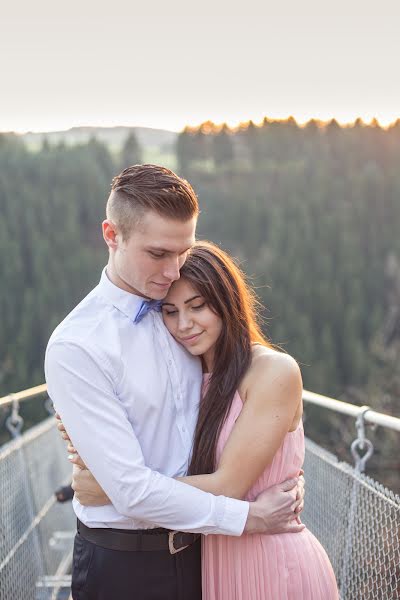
[72,464,112,507]
[296,470,305,514]
[245,476,305,535]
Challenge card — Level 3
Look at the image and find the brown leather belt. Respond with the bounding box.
[77,519,200,554]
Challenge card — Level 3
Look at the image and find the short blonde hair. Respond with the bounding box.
[106,164,199,240]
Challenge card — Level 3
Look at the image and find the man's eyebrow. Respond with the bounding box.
[161,295,203,308]
[147,246,170,253]
[147,245,192,254]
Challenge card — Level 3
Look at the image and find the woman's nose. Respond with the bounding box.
[178,312,193,331]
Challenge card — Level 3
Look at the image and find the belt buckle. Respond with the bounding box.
[168,531,189,555]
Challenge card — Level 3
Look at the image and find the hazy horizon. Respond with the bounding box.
[2,1,400,134]
[5,113,400,137]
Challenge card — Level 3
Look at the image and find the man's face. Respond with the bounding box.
[110,211,197,299]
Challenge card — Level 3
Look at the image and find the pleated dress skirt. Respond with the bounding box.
[202,390,339,600]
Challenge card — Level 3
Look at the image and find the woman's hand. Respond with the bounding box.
[55,412,88,469]
[54,413,71,442]
[71,464,111,506]
[55,412,110,506]
[55,412,72,442]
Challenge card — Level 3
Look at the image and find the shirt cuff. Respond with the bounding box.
[218,497,250,536]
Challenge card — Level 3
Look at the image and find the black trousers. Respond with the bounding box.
[71,531,202,600]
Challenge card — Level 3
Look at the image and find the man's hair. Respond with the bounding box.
[106,164,199,239]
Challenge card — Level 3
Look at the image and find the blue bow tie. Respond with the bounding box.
[134,299,163,323]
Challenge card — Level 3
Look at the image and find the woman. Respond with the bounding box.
[67,241,338,599]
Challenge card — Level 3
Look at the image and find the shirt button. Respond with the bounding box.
[168,359,172,366]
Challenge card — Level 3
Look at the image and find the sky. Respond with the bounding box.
[1,0,400,133]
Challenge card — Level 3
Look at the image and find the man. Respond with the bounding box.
[45,164,304,600]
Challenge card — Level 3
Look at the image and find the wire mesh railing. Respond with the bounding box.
[301,392,400,600]
[302,438,400,600]
[0,385,399,599]
[0,388,75,600]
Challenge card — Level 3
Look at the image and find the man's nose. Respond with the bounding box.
[163,257,181,282]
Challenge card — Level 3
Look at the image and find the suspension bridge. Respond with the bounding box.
[0,385,399,599]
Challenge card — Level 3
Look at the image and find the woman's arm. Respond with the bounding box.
[63,352,302,505]
[178,352,303,499]
[56,414,112,506]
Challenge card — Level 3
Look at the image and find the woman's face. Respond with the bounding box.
[161,278,223,370]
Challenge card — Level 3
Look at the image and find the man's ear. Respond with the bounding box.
[102,220,119,249]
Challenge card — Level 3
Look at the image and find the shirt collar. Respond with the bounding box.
[97,267,148,322]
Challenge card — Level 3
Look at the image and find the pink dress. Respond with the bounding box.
[202,388,339,600]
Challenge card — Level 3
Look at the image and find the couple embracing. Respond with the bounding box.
[45,164,338,599]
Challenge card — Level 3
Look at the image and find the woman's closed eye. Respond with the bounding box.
[162,303,206,316]
[192,302,206,310]
[163,308,178,316]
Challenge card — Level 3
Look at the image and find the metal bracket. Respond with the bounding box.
[5,395,24,438]
[351,405,374,473]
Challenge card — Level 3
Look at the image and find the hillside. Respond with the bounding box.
[19,125,178,152]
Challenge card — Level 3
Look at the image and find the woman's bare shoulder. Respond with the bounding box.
[251,344,300,374]
[241,345,302,401]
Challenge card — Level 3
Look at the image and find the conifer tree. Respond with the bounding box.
[120,130,142,169]
[212,123,234,167]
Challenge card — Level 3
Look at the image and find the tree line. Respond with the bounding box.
[0,118,399,490]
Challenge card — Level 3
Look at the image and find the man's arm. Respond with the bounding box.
[70,460,304,535]
[45,339,248,536]
[59,345,305,535]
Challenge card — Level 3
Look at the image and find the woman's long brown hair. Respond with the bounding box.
[181,241,273,476]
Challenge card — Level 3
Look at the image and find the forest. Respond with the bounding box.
[0,117,399,490]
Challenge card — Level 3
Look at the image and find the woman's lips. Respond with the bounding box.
[179,332,204,344]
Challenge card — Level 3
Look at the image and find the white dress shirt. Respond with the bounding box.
[45,268,249,535]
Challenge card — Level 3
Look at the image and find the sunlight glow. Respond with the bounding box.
[4,110,399,136]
